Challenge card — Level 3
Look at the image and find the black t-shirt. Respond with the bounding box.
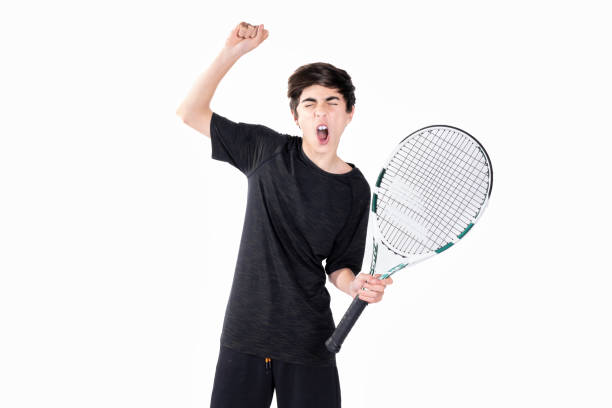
[209,112,370,367]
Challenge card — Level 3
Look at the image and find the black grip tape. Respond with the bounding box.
[325,296,369,353]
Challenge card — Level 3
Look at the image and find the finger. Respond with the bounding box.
[370,275,392,286]
[363,282,385,292]
[371,274,385,282]
[358,291,374,302]
[357,273,371,285]
[249,24,259,38]
[365,276,387,287]
[373,274,393,285]
[228,23,244,42]
[237,22,247,37]
[367,289,384,300]
[360,286,380,297]
[238,22,253,38]
[359,291,382,303]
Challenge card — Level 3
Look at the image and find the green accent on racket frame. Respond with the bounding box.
[457,223,474,239]
[380,262,409,279]
[376,168,386,187]
[435,242,454,253]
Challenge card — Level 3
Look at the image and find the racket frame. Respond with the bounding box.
[371,124,493,279]
[325,125,493,353]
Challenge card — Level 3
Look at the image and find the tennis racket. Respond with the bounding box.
[325,125,493,353]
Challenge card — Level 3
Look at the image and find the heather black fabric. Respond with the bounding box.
[210,345,341,408]
[210,112,370,367]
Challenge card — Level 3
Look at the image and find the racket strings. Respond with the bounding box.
[390,134,487,221]
[388,131,488,251]
[392,133,487,250]
[376,127,491,254]
[406,131,487,223]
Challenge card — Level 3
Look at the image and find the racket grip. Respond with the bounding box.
[325,296,369,353]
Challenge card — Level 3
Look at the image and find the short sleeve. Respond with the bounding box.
[210,112,289,176]
[324,179,371,276]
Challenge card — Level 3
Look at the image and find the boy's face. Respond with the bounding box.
[293,84,355,157]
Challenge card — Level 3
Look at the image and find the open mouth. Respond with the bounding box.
[316,125,329,144]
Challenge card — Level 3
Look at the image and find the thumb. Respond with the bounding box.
[356,273,371,284]
[256,24,267,40]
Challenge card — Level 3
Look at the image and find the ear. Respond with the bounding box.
[347,105,355,123]
[291,109,300,127]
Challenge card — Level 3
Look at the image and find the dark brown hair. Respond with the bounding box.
[287,62,356,120]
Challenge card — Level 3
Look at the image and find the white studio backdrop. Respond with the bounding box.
[1,1,611,407]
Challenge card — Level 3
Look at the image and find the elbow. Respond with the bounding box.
[176,110,196,127]
[175,107,212,124]
[176,107,189,121]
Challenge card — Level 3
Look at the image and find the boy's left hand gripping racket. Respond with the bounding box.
[326,125,493,353]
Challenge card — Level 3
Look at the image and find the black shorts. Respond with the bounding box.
[210,345,341,408]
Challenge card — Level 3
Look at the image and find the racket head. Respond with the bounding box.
[372,125,493,260]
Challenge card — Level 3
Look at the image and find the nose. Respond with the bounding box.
[315,107,328,117]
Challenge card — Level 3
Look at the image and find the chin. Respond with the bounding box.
[312,140,332,152]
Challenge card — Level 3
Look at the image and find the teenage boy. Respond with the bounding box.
[176,22,393,408]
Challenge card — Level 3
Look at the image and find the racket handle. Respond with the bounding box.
[325,296,369,353]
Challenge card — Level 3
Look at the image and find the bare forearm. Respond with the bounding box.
[175,47,240,120]
[329,268,358,297]
[330,269,394,304]
[175,23,268,137]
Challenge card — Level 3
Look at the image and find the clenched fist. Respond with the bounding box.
[224,22,269,57]
[350,273,394,304]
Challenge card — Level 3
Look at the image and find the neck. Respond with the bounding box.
[302,142,350,174]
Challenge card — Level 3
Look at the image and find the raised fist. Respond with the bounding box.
[224,22,269,57]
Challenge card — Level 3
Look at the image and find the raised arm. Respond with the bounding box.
[175,22,269,137]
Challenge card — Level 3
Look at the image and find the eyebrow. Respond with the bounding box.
[300,96,341,104]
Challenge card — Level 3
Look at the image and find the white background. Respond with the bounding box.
[1,1,611,407]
